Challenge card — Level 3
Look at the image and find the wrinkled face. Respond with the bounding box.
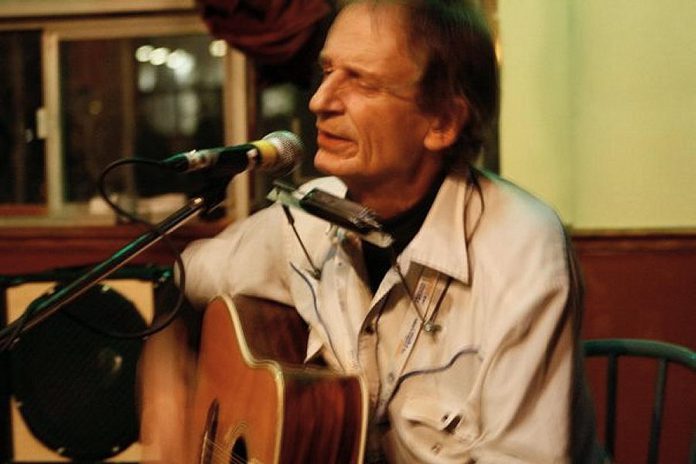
[309,2,439,194]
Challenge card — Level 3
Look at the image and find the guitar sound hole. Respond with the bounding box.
[231,438,248,463]
[201,400,248,464]
[200,400,220,464]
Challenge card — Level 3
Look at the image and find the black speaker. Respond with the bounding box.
[0,265,172,463]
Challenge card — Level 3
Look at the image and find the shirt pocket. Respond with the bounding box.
[400,395,478,443]
[387,393,480,463]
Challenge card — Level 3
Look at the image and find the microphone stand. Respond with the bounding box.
[0,178,230,348]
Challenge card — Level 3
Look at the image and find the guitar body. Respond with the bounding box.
[189,295,367,464]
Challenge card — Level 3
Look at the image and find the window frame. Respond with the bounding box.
[0,12,252,225]
[0,0,194,18]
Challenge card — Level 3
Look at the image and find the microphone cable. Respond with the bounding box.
[4,157,191,346]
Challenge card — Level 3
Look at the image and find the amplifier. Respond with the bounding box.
[0,265,172,463]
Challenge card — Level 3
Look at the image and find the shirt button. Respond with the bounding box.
[431,443,443,454]
[387,373,395,383]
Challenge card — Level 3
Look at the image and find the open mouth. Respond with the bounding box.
[317,129,352,149]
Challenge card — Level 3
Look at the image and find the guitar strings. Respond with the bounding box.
[202,435,263,464]
[202,437,241,464]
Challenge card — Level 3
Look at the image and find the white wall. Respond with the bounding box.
[498,0,696,229]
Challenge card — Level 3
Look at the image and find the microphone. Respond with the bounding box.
[161,131,303,177]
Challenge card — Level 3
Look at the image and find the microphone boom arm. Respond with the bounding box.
[0,178,230,348]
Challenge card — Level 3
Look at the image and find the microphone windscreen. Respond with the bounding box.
[261,131,304,175]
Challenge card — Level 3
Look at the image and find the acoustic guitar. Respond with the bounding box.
[189,294,367,463]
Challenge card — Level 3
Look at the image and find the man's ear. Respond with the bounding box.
[424,97,470,152]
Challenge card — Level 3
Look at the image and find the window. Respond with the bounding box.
[59,34,224,208]
[0,8,250,225]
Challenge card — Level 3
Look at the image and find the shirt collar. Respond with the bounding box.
[323,172,475,285]
[397,172,474,285]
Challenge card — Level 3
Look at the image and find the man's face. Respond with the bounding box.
[309,2,439,195]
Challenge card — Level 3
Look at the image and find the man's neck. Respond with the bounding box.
[346,160,445,220]
[360,168,446,293]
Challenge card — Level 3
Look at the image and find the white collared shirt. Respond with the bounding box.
[182,170,599,463]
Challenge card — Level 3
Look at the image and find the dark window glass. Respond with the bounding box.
[60,34,225,207]
[0,31,45,208]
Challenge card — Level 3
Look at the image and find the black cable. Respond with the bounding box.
[55,157,189,340]
[1,158,190,344]
[1,154,228,349]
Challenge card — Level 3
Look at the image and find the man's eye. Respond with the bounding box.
[356,79,380,94]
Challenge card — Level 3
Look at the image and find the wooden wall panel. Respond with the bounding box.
[573,231,696,464]
[0,223,226,275]
[574,232,696,346]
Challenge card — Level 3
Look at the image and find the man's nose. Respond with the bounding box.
[309,73,345,115]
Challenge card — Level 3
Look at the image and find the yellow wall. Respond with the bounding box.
[498,0,696,229]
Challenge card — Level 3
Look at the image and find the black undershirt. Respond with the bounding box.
[359,173,445,293]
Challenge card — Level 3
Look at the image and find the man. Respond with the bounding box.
[181,0,599,462]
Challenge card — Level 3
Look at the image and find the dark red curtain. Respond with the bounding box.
[197,0,332,64]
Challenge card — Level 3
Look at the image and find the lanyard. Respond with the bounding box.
[375,267,452,417]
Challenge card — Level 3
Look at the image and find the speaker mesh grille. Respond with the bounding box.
[10,282,147,460]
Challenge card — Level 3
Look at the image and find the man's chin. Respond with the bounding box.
[313,150,358,178]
